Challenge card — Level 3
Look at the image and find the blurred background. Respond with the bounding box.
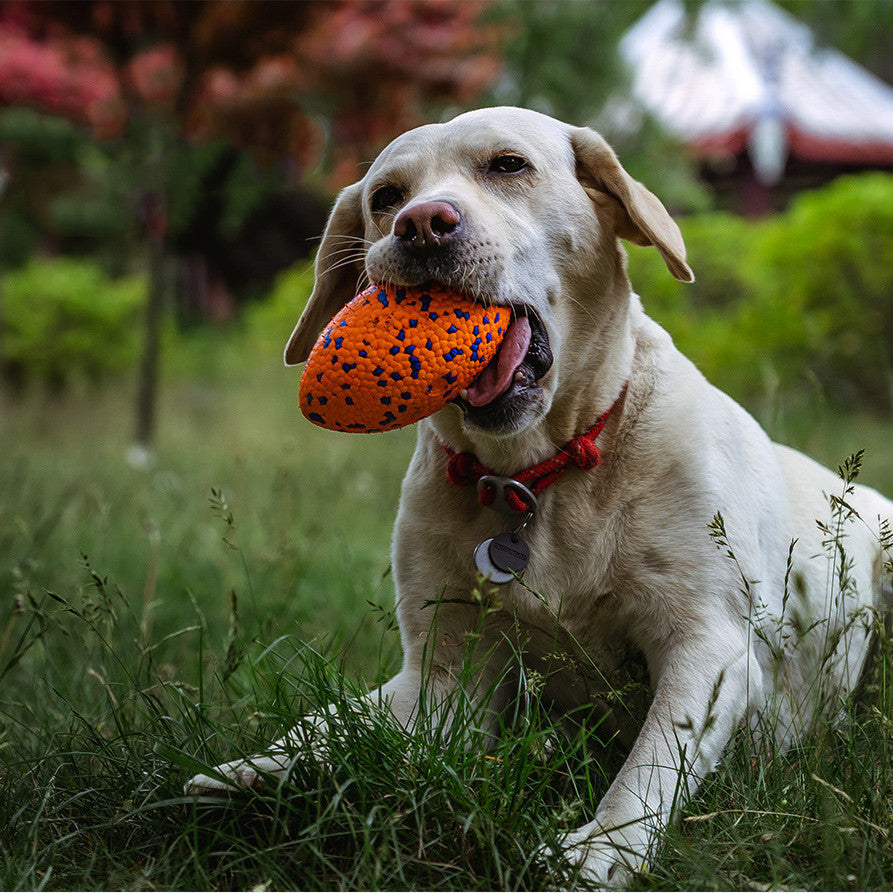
[2,0,893,669]
[2,0,893,442]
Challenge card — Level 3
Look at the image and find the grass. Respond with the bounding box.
[1,340,891,890]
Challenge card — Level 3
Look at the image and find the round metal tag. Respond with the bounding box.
[488,532,530,574]
[474,538,515,584]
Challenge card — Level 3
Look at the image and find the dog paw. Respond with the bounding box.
[565,841,633,890]
[542,825,645,890]
[184,753,292,796]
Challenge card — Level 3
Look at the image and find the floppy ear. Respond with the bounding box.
[570,126,694,283]
[284,182,365,366]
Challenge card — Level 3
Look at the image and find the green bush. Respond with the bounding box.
[2,258,145,389]
[752,173,893,406]
[627,173,893,412]
[626,212,772,402]
[242,260,316,357]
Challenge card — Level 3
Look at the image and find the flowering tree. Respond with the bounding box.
[0,0,500,450]
[0,0,498,181]
[0,6,122,137]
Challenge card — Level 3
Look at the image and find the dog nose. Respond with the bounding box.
[393,201,463,253]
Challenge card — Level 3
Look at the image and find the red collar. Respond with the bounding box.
[443,395,621,514]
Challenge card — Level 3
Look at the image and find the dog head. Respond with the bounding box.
[285,107,692,438]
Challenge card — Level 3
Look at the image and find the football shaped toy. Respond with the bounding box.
[299,283,512,432]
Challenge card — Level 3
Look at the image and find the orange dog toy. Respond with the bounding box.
[299,283,509,432]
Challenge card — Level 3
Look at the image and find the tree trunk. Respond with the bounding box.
[134,219,165,450]
[0,166,8,376]
[132,117,170,461]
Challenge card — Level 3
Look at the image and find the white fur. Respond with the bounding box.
[186,108,892,887]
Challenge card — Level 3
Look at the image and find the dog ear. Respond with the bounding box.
[570,127,694,283]
[284,182,365,366]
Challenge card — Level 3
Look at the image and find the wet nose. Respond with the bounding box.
[393,200,463,254]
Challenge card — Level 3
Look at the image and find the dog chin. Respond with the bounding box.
[456,379,548,435]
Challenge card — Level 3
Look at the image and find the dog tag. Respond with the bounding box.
[488,532,530,574]
[474,538,515,584]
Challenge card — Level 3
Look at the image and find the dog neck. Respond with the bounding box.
[442,392,623,514]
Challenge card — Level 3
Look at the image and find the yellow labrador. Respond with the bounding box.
[187,108,891,886]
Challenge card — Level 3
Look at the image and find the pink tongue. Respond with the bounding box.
[465,316,531,407]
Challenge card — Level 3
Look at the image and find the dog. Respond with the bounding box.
[186,107,892,886]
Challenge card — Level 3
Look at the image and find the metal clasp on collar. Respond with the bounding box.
[476,475,538,516]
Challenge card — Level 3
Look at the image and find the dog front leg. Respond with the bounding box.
[183,659,435,795]
[184,635,511,795]
[558,641,758,887]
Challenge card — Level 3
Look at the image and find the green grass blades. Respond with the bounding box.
[1,363,891,890]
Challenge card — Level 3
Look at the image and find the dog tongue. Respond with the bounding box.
[465,315,531,407]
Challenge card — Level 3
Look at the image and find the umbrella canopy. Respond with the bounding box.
[620,0,893,184]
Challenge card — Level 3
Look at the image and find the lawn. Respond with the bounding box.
[1,338,890,890]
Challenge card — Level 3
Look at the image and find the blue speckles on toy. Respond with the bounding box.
[299,282,510,433]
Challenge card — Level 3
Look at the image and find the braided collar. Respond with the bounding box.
[442,394,621,514]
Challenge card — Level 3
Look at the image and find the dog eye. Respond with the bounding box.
[488,154,529,174]
[370,185,404,213]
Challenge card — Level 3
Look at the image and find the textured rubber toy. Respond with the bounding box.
[300,283,508,432]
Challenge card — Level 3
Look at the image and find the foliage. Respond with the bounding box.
[607,115,712,214]
[751,173,893,407]
[486,0,893,214]
[0,108,93,267]
[0,7,120,137]
[294,0,500,183]
[0,105,83,164]
[162,139,281,245]
[0,0,503,409]
[2,258,144,389]
[0,1,500,182]
[0,103,306,297]
[485,0,648,121]
[777,0,893,85]
[5,169,890,407]
[241,261,317,356]
[0,253,314,394]
[628,172,893,412]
